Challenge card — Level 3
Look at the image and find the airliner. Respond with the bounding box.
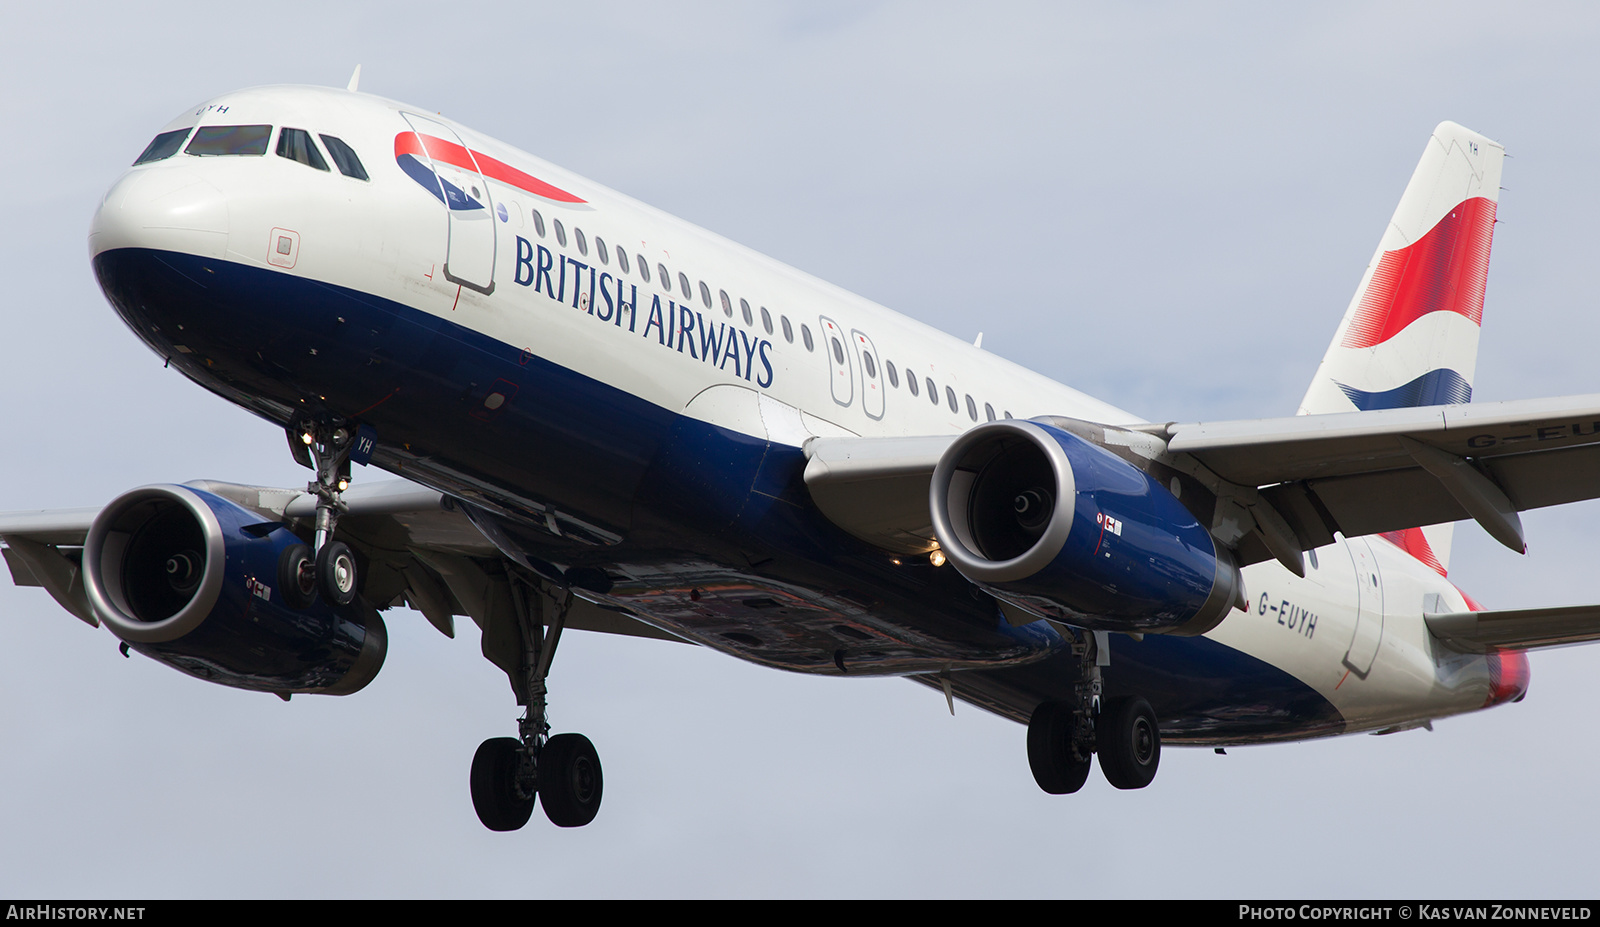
[6,76,1600,832]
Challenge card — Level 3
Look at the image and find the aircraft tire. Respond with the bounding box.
[277,543,317,609]
[471,737,536,832]
[316,540,359,607]
[1027,700,1092,794]
[539,733,603,827]
[1097,697,1160,790]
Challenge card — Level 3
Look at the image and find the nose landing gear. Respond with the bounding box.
[287,417,362,605]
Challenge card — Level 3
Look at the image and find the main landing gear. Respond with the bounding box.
[283,417,361,606]
[470,572,603,831]
[1026,631,1161,793]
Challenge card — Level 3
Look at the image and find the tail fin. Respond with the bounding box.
[1299,121,1505,574]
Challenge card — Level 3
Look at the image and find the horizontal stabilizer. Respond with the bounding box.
[1426,604,1600,653]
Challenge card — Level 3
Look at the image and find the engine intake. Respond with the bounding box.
[930,421,1239,636]
[83,484,385,694]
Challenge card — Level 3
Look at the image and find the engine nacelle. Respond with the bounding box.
[82,484,385,695]
[930,421,1239,635]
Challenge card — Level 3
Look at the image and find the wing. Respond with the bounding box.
[804,393,1600,572]
[0,479,686,658]
[1152,393,1600,558]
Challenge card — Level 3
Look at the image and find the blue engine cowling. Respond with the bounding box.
[929,421,1240,636]
[81,484,385,695]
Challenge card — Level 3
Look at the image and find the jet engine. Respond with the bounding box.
[82,484,385,694]
[929,420,1240,636]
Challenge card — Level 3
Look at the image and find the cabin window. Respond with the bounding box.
[596,237,609,265]
[720,290,733,317]
[134,128,190,165]
[319,135,369,180]
[907,372,919,396]
[802,324,814,352]
[985,402,995,422]
[638,258,650,282]
[554,220,568,247]
[617,248,630,273]
[965,394,978,421]
[760,306,773,335]
[531,209,546,238]
[658,264,670,290]
[885,360,898,387]
[831,338,846,365]
[740,298,754,326]
[862,351,878,379]
[574,227,588,256]
[946,387,959,412]
[1004,410,1014,419]
[699,281,713,309]
[275,128,328,171]
[927,379,939,405]
[185,124,272,156]
[679,272,692,300]
[781,316,794,343]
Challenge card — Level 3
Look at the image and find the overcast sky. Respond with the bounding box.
[4,1,1600,899]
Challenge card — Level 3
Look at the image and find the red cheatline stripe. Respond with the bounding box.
[1379,527,1446,577]
[393,132,586,204]
[1340,197,1496,349]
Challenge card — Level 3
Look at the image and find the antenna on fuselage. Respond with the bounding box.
[346,65,362,93]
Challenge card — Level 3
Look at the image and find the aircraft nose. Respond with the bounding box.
[90,166,229,260]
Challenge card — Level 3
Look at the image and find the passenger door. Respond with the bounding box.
[818,316,853,409]
[850,328,884,420]
[402,113,497,294]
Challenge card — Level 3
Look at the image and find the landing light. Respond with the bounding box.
[337,478,350,492]
[300,431,314,446]
[929,549,947,568]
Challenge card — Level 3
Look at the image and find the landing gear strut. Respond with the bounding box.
[287,417,359,605]
[1026,630,1161,792]
[470,572,603,831]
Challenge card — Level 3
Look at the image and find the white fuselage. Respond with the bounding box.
[89,84,1521,742]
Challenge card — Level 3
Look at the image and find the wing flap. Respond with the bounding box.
[1303,467,1468,538]
[0,537,96,626]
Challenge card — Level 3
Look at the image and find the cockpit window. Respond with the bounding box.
[276,128,328,171]
[185,125,272,156]
[319,135,369,181]
[133,128,191,165]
